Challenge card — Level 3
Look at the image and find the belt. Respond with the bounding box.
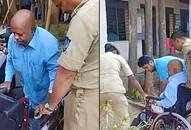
[71,85,98,97]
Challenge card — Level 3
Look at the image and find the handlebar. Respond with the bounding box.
[146,95,164,101]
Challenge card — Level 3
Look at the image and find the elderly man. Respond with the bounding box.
[37,0,99,130]
[0,9,60,130]
[157,59,187,108]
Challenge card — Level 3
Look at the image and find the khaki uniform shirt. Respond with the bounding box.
[58,0,99,89]
[100,52,133,94]
[182,40,191,82]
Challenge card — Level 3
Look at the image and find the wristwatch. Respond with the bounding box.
[45,103,54,113]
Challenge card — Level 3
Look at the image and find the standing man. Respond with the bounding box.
[0,9,60,130]
[171,30,191,89]
[100,44,146,130]
[138,55,186,93]
[37,0,99,130]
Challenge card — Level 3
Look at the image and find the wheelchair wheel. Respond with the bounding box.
[150,112,191,130]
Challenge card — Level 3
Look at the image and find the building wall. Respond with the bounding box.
[138,0,188,14]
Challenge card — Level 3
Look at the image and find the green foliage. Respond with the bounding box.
[100,100,140,130]
[38,23,69,45]
[131,89,141,102]
[49,23,69,44]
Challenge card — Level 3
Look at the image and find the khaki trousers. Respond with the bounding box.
[64,88,99,130]
[100,93,130,130]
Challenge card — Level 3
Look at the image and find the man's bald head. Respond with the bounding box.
[11,9,35,30]
[168,59,183,76]
[10,9,36,46]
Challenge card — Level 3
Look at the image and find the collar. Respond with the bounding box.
[71,0,88,18]
[183,38,191,47]
[168,72,185,82]
[27,27,38,49]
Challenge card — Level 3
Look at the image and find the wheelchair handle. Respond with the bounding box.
[0,88,8,95]
[146,95,164,101]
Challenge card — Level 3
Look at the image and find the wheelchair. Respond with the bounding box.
[0,87,65,130]
[131,83,191,130]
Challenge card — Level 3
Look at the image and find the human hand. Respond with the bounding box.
[0,81,11,92]
[142,94,148,104]
[34,103,54,119]
[186,82,191,89]
[34,104,45,119]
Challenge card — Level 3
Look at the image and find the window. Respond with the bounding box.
[106,0,128,41]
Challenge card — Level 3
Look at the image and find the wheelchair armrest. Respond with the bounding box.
[146,95,164,101]
[0,88,7,95]
[38,115,50,128]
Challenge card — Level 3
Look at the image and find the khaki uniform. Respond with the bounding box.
[182,40,191,83]
[100,52,133,130]
[57,0,99,130]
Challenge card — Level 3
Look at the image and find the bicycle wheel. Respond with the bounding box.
[150,112,191,130]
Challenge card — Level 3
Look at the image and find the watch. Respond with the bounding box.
[45,103,54,112]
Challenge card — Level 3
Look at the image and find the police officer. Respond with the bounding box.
[171,30,191,89]
[100,43,146,129]
[36,0,99,130]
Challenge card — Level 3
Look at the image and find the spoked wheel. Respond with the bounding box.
[150,112,191,130]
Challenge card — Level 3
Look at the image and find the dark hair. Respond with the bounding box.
[170,29,186,41]
[138,55,153,67]
[104,43,120,55]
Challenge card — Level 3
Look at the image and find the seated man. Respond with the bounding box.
[157,59,187,109]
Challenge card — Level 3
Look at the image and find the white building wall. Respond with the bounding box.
[100,0,108,54]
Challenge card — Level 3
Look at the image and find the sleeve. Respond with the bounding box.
[119,56,133,77]
[154,59,168,81]
[5,35,15,82]
[58,15,95,72]
[45,39,61,91]
[182,45,191,82]
[157,84,175,108]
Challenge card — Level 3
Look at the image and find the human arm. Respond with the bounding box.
[157,83,175,108]
[45,41,61,92]
[48,66,76,109]
[159,80,168,93]
[34,66,76,118]
[120,56,146,100]
[128,75,146,101]
[182,45,191,89]
[0,35,15,91]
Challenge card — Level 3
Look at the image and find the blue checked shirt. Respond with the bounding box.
[5,27,60,109]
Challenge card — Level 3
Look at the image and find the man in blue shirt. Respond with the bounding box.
[157,59,187,108]
[138,55,186,93]
[0,10,60,130]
